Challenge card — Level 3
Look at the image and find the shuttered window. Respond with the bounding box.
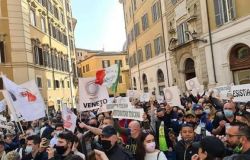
[214,0,236,26]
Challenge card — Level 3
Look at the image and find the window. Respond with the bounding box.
[137,49,143,63]
[30,9,36,26]
[48,52,52,68]
[102,60,110,68]
[41,17,46,33]
[82,66,85,73]
[130,29,134,42]
[129,56,134,67]
[61,12,65,24]
[154,36,163,55]
[142,13,149,31]
[61,80,64,88]
[42,0,47,7]
[44,51,48,67]
[152,2,160,22]
[134,23,140,37]
[177,22,189,45]
[36,77,42,88]
[86,64,90,72]
[115,60,123,67]
[68,20,72,31]
[33,46,42,65]
[66,2,70,12]
[47,79,51,88]
[0,42,5,63]
[48,1,53,13]
[145,43,152,60]
[119,76,123,83]
[54,6,59,19]
[55,80,60,88]
[214,0,236,26]
[38,48,44,65]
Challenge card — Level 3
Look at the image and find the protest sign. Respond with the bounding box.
[156,95,165,103]
[126,90,142,99]
[185,77,201,91]
[112,108,144,121]
[231,84,250,102]
[140,93,150,102]
[164,86,183,108]
[213,85,232,100]
[2,76,45,121]
[79,77,109,112]
[62,106,77,132]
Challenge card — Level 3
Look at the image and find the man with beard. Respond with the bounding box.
[224,122,250,159]
[100,126,134,160]
[47,131,82,160]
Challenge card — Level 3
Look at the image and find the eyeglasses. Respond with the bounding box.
[226,134,245,138]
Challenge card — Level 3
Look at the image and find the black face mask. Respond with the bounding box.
[54,145,67,155]
[101,140,112,151]
[157,116,165,121]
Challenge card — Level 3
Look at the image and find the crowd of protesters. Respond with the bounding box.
[0,90,249,160]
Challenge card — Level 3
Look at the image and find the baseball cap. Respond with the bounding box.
[193,104,203,110]
[193,136,225,158]
[185,111,195,117]
[102,126,117,137]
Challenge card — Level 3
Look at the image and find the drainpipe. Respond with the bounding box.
[159,0,170,87]
[206,0,217,83]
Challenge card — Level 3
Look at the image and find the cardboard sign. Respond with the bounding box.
[185,77,201,91]
[164,86,182,108]
[79,77,109,112]
[231,84,250,102]
[140,93,150,102]
[213,85,232,100]
[112,108,144,121]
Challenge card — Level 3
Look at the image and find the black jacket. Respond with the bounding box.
[48,152,82,160]
[106,144,135,160]
[174,140,198,160]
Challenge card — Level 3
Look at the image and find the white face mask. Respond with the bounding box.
[145,142,156,153]
[204,109,211,114]
[25,146,33,154]
[246,109,250,113]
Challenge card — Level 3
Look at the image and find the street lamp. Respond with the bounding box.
[185,30,207,43]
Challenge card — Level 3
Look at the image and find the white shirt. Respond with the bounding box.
[145,151,168,160]
[50,136,58,147]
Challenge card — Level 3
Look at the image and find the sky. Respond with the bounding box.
[71,0,126,52]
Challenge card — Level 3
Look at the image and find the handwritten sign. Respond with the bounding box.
[231,84,250,102]
[112,108,144,121]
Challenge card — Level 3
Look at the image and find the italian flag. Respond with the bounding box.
[95,63,120,92]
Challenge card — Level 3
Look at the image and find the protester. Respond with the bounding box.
[0,141,6,160]
[49,123,64,147]
[136,131,167,160]
[4,151,20,160]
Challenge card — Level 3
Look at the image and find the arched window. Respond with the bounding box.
[142,74,148,92]
[157,69,165,96]
[184,58,196,80]
[133,77,137,90]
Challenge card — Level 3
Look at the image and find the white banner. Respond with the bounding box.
[79,77,109,112]
[164,86,183,108]
[62,106,77,132]
[126,90,142,99]
[2,76,46,121]
[156,95,165,103]
[231,84,250,102]
[112,108,144,121]
[213,85,232,100]
[185,77,201,91]
[140,93,150,102]
[0,100,6,112]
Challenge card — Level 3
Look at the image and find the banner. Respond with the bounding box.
[156,95,165,103]
[0,100,6,112]
[79,77,109,112]
[164,86,183,108]
[62,106,77,132]
[2,76,45,121]
[185,77,201,91]
[140,93,150,102]
[231,84,250,102]
[112,108,144,121]
[213,85,232,100]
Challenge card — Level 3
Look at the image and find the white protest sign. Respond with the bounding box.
[164,86,183,108]
[126,90,142,99]
[185,77,201,91]
[112,108,144,121]
[213,85,232,100]
[62,106,77,132]
[156,95,165,103]
[140,93,150,102]
[0,100,6,112]
[79,77,109,112]
[231,84,250,102]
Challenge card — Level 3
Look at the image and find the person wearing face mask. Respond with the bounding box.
[41,118,57,140]
[223,122,250,159]
[47,131,82,160]
[136,132,167,160]
[212,102,237,135]
[100,126,134,160]
[50,123,64,147]
[21,135,48,160]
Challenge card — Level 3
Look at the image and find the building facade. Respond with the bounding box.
[203,0,250,87]
[77,49,130,97]
[0,0,77,111]
[120,0,172,97]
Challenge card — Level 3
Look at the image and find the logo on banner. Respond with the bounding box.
[64,114,73,128]
[86,80,99,97]
[20,89,37,102]
[165,89,173,101]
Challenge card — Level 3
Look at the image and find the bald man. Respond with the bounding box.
[212,102,237,135]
